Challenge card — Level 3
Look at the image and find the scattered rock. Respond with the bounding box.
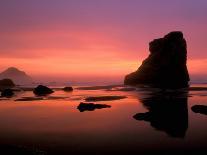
[33,85,54,96]
[77,102,111,112]
[124,31,190,88]
[62,86,73,92]
[1,89,14,97]
[191,105,207,115]
[0,79,15,88]
[85,96,127,102]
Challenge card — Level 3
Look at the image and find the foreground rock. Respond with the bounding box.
[77,102,111,112]
[191,105,207,115]
[62,86,73,92]
[124,31,190,88]
[85,96,127,102]
[1,89,14,97]
[33,85,54,96]
[0,79,15,88]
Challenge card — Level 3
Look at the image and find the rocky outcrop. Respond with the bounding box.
[0,79,15,88]
[124,31,190,88]
[33,85,54,96]
[0,67,32,85]
[1,89,14,97]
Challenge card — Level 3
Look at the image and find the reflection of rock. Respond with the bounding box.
[125,31,190,88]
[85,96,126,102]
[33,85,54,96]
[62,86,73,92]
[15,97,44,101]
[134,91,188,138]
[1,89,14,97]
[77,102,111,112]
[191,105,207,115]
[0,79,15,88]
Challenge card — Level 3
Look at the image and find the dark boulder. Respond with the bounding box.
[191,105,207,115]
[33,85,54,96]
[62,86,73,92]
[0,79,15,88]
[124,31,190,88]
[77,102,111,112]
[1,89,14,97]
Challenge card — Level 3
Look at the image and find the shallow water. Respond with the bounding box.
[0,85,207,154]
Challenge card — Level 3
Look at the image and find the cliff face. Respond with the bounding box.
[124,31,190,88]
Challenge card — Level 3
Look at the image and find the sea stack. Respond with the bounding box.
[124,31,190,88]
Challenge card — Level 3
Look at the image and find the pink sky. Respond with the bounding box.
[0,0,207,83]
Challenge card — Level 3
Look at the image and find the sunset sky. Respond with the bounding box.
[0,0,207,83]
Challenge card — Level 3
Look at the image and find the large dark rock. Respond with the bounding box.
[1,89,14,97]
[124,31,190,88]
[33,85,54,96]
[0,79,15,88]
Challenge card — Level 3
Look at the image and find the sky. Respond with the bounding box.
[0,0,207,84]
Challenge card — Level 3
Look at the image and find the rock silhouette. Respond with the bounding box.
[1,89,14,97]
[77,102,111,112]
[62,86,73,92]
[191,105,207,115]
[133,91,188,138]
[124,31,190,88]
[0,67,32,85]
[33,85,54,96]
[0,79,15,88]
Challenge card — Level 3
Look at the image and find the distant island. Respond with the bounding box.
[0,67,33,85]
